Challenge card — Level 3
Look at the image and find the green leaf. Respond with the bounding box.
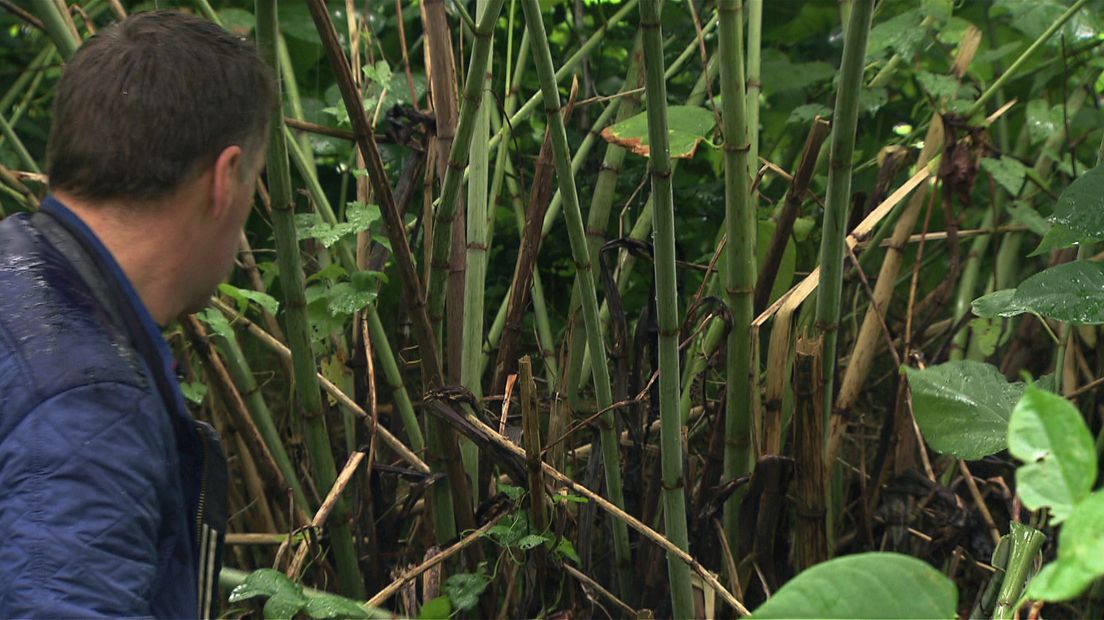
[496,482,525,501]
[858,88,888,115]
[324,282,377,317]
[866,8,928,60]
[786,103,832,126]
[229,568,309,619]
[905,361,1024,459]
[1006,261,1104,324]
[304,594,371,619]
[1028,491,1104,601]
[362,60,392,89]
[417,596,453,620]
[1008,385,1097,523]
[306,263,349,285]
[600,105,715,159]
[1033,163,1104,254]
[979,156,1028,197]
[750,553,957,618]
[196,307,235,343]
[518,533,550,550]
[551,491,588,504]
[219,283,280,316]
[179,381,208,405]
[553,537,581,564]
[966,317,1007,357]
[971,289,1021,318]
[228,569,304,603]
[1025,98,1062,144]
[485,512,528,547]
[297,202,381,248]
[916,71,961,101]
[444,567,491,612]
[219,8,255,35]
[264,593,308,620]
[1006,200,1051,236]
[994,0,1100,46]
[758,56,834,94]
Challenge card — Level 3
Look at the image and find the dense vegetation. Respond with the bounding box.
[5,0,1104,617]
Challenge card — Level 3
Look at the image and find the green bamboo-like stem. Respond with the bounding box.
[0,112,40,173]
[278,104,427,457]
[577,56,719,391]
[540,18,716,242]
[207,324,314,518]
[992,523,1046,620]
[638,0,694,613]
[283,84,441,530]
[486,0,640,155]
[484,20,528,244]
[745,0,762,176]
[814,0,873,432]
[0,47,51,114]
[277,32,318,173]
[284,116,428,450]
[967,0,1090,119]
[479,20,715,390]
[284,128,358,268]
[519,0,633,598]
[366,310,426,452]
[426,0,507,350]
[459,0,495,494]
[679,316,725,423]
[30,0,79,59]
[2,63,47,153]
[717,0,755,549]
[255,0,365,597]
[481,98,618,378]
[560,36,642,402]
[949,210,994,361]
[539,91,628,239]
[479,150,559,385]
[305,0,481,562]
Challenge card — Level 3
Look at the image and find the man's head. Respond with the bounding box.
[47,10,274,201]
[45,11,276,323]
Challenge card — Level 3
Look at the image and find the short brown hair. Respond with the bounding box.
[46,10,275,202]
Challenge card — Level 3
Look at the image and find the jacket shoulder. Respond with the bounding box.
[0,214,152,438]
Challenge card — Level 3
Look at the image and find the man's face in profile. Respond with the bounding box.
[183,147,266,316]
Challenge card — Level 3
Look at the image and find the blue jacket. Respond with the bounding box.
[0,197,227,618]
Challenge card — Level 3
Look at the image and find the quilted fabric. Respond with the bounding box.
[0,204,200,618]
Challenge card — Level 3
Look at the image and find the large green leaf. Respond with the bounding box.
[971,261,1104,324]
[750,553,957,619]
[219,282,280,316]
[1028,490,1104,601]
[970,288,1021,318]
[1034,163,1104,254]
[228,569,308,620]
[1008,385,1096,523]
[979,156,1028,197]
[904,361,1023,459]
[599,105,715,159]
[304,595,371,619]
[297,202,381,249]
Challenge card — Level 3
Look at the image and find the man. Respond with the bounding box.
[0,10,274,617]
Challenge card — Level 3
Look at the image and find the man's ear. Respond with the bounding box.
[211,145,244,218]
